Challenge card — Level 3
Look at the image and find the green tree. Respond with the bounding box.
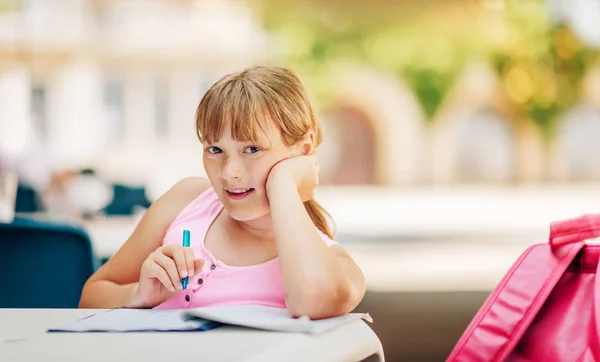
[490,2,598,137]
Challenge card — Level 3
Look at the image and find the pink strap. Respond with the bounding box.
[550,214,600,246]
[592,247,600,354]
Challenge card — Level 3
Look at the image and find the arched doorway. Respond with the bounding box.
[319,105,378,185]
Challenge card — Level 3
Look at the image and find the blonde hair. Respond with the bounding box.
[195,65,335,239]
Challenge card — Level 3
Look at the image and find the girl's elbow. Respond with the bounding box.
[78,293,91,308]
[287,282,353,319]
[78,282,94,308]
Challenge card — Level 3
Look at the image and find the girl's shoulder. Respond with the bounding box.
[149,177,213,222]
[169,177,212,199]
[162,176,219,217]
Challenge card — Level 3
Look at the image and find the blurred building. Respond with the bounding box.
[317,62,600,187]
[0,0,268,197]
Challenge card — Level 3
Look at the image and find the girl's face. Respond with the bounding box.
[202,122,297,222]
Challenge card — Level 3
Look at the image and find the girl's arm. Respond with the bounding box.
[267,176,366,319]
[78,177,210,308]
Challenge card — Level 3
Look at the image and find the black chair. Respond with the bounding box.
[0,217,99,308]
[15,183,43,213]
[103,184,151,216]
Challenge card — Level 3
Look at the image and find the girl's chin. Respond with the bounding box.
[223,204,271,223]
[228,211,269,223]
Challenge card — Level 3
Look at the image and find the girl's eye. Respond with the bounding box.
[207,147,222,154]
[244,146,261,154]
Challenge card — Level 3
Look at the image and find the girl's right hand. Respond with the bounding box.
[131,245,205,308]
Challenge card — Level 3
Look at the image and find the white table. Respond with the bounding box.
[0,309,384,362]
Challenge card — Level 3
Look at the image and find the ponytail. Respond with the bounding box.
[303,199,335,239]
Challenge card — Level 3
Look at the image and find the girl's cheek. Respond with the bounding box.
[247,157,277,182]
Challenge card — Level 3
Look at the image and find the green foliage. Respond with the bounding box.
[257,1,470,118]
[0,0,18,12]
[401,67,456,120]
[489,1,599,136]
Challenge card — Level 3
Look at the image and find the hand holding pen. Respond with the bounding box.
[132,230,204,308]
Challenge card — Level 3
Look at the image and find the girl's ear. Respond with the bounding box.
[300,130,316,155]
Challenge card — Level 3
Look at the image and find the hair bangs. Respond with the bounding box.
[196,77,274,146]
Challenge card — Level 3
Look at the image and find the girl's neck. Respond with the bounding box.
[225,212,275,242]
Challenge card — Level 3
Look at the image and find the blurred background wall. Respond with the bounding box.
[1,0,600,360]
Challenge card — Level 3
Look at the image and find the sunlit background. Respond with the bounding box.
[1,0,600,360]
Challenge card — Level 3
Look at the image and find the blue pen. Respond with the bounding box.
[182,230,191,290]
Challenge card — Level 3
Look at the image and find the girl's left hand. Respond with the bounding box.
[266,155,319,202]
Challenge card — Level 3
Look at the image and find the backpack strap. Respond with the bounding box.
[549,213,600,247]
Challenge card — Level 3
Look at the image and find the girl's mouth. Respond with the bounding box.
[224,188,255,200]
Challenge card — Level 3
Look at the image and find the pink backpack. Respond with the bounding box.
[447,214,600,361]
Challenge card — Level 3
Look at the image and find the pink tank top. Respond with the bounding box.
[154,187,337,310]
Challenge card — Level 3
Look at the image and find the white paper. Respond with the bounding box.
[183,304,372,334]
[48,309,217,332]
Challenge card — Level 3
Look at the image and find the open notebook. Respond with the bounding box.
[48,305,372,335]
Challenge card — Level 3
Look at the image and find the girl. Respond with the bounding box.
[79,65,366,319]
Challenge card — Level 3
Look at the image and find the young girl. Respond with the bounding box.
[79,65,366,319]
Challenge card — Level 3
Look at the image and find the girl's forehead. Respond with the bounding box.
[210,119,281,145]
